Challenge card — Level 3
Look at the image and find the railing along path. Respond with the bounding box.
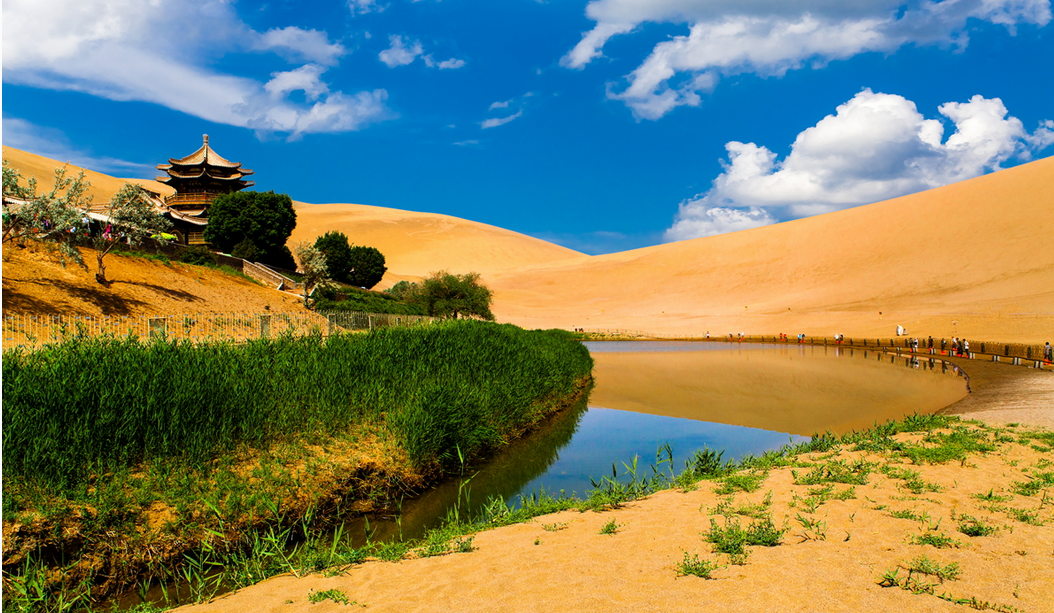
[2,311,436,350]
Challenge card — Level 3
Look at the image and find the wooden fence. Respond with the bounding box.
[2,311,436,351]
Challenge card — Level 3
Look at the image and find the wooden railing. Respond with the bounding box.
[2,311,437,350]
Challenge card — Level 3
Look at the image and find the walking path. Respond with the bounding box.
[938,356,1054,429]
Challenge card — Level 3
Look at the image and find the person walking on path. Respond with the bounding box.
[1044,342,1052,363]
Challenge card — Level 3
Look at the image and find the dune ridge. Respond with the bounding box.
[488,155,1054,343]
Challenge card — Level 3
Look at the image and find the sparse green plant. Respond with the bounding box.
[676,551,721,578]
[542,522,568,532]
[707,515,784,555]
[599,519,620,535]
[957,515,997,537]
[792,459,873,485]
[308,588,354,605]
[1007,508,1045,526]
[910,531,960,549]
[795,513,828,541]
[714,471,767,495]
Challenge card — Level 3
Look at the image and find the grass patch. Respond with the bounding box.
[676,552,721,579]
[308,588,356,605]
[598,519,620,535]
[793,459,873,486]
[957,515,998,537]
[880,465,943,494]
[714,471,767,495]
[706,515,784,556]
[910,531,961,549]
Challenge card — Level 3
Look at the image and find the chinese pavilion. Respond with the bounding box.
[155,135,254,245]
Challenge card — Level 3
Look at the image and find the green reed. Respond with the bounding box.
[2,320,593,488]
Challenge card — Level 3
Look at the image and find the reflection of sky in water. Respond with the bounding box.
[515,407,808,500]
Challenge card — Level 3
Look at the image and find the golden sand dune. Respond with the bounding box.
[2,146,174,203]
[288,201,584,288]
[489,156,1054,343]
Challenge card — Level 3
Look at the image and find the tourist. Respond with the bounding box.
[705,331,710,339]
[963,339,970,356]
[1044,342,1052,362]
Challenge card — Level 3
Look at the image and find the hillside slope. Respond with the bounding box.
[288,201,584,288]
[489,155,1054,343]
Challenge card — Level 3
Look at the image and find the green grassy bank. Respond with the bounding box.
[1,321,593,609]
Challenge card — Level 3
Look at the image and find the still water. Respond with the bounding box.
[348,341,968,545]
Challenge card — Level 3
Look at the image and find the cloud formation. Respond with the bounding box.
[563,0,1052,119]
[480,111,523,129]
[378,35,466,69]
[665,89,1054,241]
[2,0,389,138]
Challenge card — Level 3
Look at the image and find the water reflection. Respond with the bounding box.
[587,342,968,436]
[346,341,968,544]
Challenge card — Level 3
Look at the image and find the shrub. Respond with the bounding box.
[178,245,217,266]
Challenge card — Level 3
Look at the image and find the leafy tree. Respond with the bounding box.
[230,238,262,262]
[204,190,296,266]
[91,184,172,284]
[314,231,354,283]
[386,280,420,302]
[2,159,92,266]
[347,245,387,289]
[293,242,328,307]
[418,271,494,320]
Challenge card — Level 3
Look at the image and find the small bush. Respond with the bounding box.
[178,245,217,266]
[676,551,721,579]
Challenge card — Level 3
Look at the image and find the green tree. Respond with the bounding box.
[2,160,92,266]
[204,191,296,266]
[90,184,173,284]
[313,231,354,283]
[347,245,387,289]
[419,271,494,320]
[293,242,328,307]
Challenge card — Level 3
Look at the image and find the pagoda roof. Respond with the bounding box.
[157,135,254,174]
[155,166,254,184]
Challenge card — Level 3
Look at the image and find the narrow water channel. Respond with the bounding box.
[343,341,969,545]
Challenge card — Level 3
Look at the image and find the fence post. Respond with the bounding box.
[260,314,271,339]
[149,317,167,340]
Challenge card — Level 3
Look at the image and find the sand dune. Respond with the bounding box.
[4,144,1051,342]
[288,201,584,288]
[488,156,1054,343]
[2,146,174,203]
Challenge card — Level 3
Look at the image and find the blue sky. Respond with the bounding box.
[3,0,1052,254]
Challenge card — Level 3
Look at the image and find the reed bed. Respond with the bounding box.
[2,320,594,489]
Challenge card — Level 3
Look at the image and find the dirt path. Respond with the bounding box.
[939,357,1054,429]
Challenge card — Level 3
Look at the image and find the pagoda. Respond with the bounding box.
[155,135,254,244]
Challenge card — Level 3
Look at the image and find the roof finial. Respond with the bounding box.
[203,134,209,145]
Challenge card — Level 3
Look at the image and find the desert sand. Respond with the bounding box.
[487,155,1054,344]
[287,200,583,289]
[2,242,304,316]
[5,145,1052,343]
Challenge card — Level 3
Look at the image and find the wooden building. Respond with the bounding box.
[154,135,254,245]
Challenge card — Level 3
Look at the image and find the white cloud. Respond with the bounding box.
[348,0,387,15]
[2,116,157,176]
[2,0,390,138]
[380,35,465,69]
[480,111,523,129]
[453,139,480,146]
[256,27,346,66]
[435,58,466,69]
[563,0,1052,119]
[379,35,424,67]
[665,89,1054,241]
[264,65,330,101]
[489,100,511,110]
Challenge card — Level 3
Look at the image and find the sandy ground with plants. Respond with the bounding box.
[170,359,1054,613]
[1,242,305,317]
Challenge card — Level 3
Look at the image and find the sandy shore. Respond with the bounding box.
[172,359,1054,613]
